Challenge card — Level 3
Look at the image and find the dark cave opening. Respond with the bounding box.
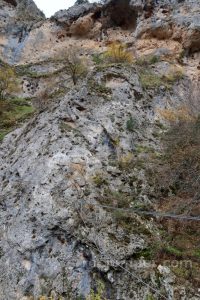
[105,0,138,30]
[92,9,102,21]
[3,0,17,7]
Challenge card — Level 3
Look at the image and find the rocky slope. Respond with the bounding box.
[0,0,200,299]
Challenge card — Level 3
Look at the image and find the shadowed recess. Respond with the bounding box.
[105,0,138,30]
[3,0,17,6]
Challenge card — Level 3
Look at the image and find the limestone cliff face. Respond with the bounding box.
[1,0,200,64]
[0,0,44,63]
[0,1,200,299]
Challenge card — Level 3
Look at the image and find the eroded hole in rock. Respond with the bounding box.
[188,40,200,54]
[3,0,17,7]
[92,9,102,21]
[105,0,138,30]
[76,106,86,111]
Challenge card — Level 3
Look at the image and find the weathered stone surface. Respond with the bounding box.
[0,0,44,63]
[0,60,199,298]
[135,0,200,52]
[1,0,200,64]
[0,0,200,299]
[53,2,98,24]
[0,67,146,299]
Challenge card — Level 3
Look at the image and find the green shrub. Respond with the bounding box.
[126,116,137,132]
[104,42,133,64]
[164,246,183,258]
[149,55,160,64]
[0,98,35,141]
[86,281,106,300]
[145,294,155,300]
[92,53,104,65]
[139,65,184,90]
[117,153,135,171]
[146,294,155,300]
[133,248,153,260]
[99,189,132,208]
[112,210,151,235]
[139,71,165,89]
[0,129,10,141]
[136,55,160,66]
[0,66,19,100]
[92,173,108,187]
[193,249,200,258]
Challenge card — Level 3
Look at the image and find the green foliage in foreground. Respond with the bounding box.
[0,97,35,141]
[139,66,184,90]
[86,281,106,300]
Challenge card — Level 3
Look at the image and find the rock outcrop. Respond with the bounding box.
[1,62,197,300]
[0,0,200,299]
[1,0,200,64]
[135,0,200,54]
[0,0,44,63]
[53,2,98,25]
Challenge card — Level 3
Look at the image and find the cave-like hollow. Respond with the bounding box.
[105,0,138,30]
[4,0,17,7]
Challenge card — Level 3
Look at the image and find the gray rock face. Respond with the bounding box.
[135,0,200,52]
[1,0,200,64]
[16,0,45,19]
[0,0,199,299]
[53,2,98,24]
[53,0,200,53]
[0,62,198,299]
[0,67,146,299]
[0,0,44,63]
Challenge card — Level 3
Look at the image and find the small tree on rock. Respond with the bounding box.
[64,47,88,85]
